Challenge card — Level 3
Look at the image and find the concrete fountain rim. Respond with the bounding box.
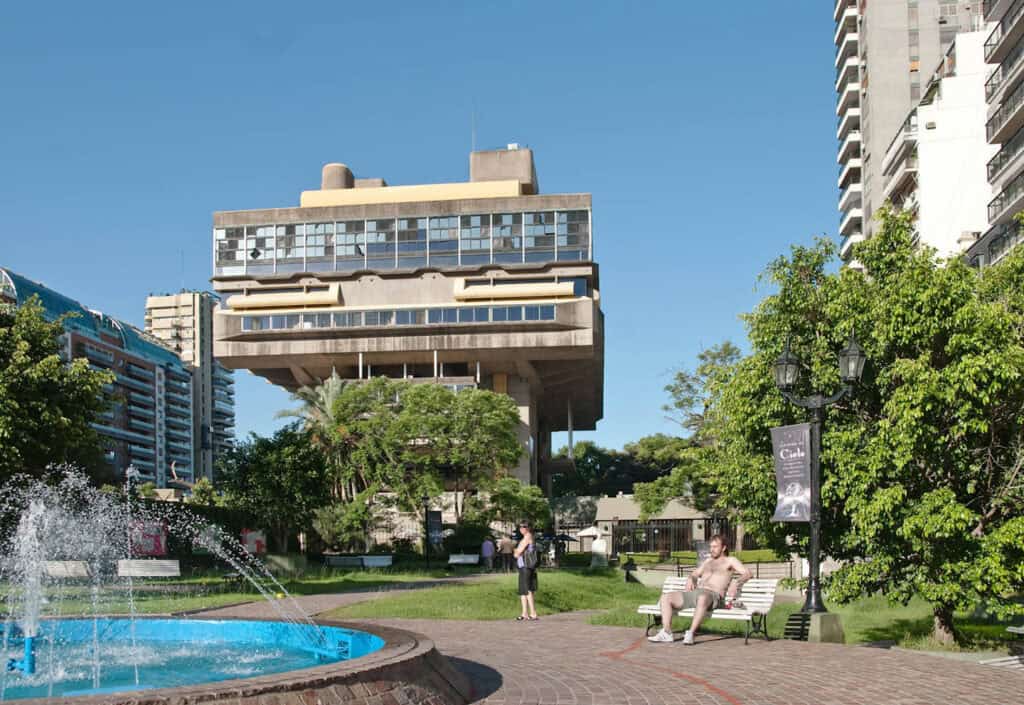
[7,616,451,705]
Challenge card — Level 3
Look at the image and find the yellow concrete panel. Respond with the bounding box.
[227,284,341,310]
[454,279,575,301]
[299,180,523,207]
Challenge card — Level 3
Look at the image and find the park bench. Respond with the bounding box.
[324,555,395,569]
[447,553,479,566]
[45,561,90,579]
[637,576,780,644]
[116,559,181,578]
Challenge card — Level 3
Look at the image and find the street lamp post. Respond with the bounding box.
[421,493,431,571]
[773,332,866,613]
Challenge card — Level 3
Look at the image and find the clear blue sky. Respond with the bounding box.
[0,1,838,451]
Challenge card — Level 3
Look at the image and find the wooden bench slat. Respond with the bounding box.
[117,559,180,578]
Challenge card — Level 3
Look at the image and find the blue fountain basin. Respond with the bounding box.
[0,618,384,700]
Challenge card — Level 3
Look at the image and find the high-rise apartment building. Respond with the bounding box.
[835,0,983,262]
[879,31,996,257]
[209,146,603,491]
[967,0,1024,266]
[144,292,235,481]
[1,267,195,487]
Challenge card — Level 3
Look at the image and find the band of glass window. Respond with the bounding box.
[241,304,557,332]
[214,210,590,276]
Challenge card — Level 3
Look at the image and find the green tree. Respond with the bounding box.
[138,481,157,499]
[216,424,331,552]
[277,370,350,499]
[472,476,551,528]
[0,296,114,483]
[551,440,667,497]
[662,341,741,439]
[638,207,1024,643]
[188,477,225,507]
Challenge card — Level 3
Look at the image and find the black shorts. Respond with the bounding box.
[518,567,538,595]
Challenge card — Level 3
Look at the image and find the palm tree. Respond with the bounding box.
[277,370,351,499]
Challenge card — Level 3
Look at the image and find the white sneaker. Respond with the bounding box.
[647,629,674,643]
[682,629,694,645]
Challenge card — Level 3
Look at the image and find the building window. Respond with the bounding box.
[245,226,275,275]
[492,213,523,263]
[459,215,491,265]
[557,211,589,261]
[398,217,427,268]
[336,221,366,270]
[396,309,426,325]
[364,310,394,326]
[305,222,334,265]
[334,311,363,327]
[275,224,305,274]
[215,227,245,275]
[524,212,556,262]
[428,216,459,267]
[366,219,396,269]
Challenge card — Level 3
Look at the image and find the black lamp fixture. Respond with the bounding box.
[773,338,801,392]
[773,330,867,613]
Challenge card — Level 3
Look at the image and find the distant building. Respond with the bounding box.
[880,31,996,258]
[144,292,235,480]
[209,146,604,491]
[0,268,195,487]
[834,0,984,264]
[967,0,1024,265]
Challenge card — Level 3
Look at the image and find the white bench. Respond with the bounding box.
[45,561,90,579]
[447,553,480,566]
[117,559,181,578]
[1008,626,1024,636]
[637,576,780,644]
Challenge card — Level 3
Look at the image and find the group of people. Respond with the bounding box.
[482,527,751,638]
[480,523,541,621]
[479,533,518,573]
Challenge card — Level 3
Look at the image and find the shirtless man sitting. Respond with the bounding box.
[648,534,752,645]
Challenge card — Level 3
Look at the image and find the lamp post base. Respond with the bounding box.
[807,613,845,644]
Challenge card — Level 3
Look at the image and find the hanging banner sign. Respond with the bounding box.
[427,510,444,546]
[771,422,812,522]
[131,520,168,557]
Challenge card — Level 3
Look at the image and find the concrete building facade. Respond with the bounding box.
[209,147,603,490]
[967,0,1024,265]
[1,268,195,487]
[144,291,236,480]
[880,30,997,257]
[835,0,984,262]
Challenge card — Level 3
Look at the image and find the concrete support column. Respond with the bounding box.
[507,376,536,485]
[358,352,364,379]
[433,350,438,378]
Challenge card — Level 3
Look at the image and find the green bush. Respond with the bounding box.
[560,552,594,567]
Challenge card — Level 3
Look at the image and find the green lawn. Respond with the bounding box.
[327,569,654,621]
[328,569,1021,654]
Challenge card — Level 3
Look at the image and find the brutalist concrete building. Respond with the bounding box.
[209,146,603,491]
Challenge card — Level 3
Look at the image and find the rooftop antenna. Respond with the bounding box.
[180,249,185,292]
[471,101,477,152]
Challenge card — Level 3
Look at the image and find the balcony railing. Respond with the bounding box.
[985,0,1024,61]
[987,38,1024,101]
[126,364,155,381]
[988,168,1024,221]
[987,77,1024,140]
[989,124,1024,181]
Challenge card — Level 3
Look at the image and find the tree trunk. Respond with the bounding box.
[932,604,957,645]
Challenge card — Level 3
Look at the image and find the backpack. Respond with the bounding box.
[523,543,538,570]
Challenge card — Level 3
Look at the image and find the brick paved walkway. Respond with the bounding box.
[194,588,1024,705]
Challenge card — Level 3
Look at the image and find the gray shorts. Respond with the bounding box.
[672,588,723,612]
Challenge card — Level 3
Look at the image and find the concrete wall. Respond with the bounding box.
[917,31,997,257]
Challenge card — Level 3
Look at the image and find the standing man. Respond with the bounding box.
[499,534,516,572]
[481,536,496,572]
[647,534,752,645]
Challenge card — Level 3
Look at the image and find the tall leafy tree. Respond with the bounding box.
[551,440,667,497]
[216,424,331,551]
[662,341,741,439]
[277,370,350,499]
[0,297,114,483]
[637,208,1024,643]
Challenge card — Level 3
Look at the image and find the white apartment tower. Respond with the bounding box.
[835,0,984,262]
[967,0,1024,265]
[145,292,235,481]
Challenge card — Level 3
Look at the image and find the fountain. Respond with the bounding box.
[0,472,470,704]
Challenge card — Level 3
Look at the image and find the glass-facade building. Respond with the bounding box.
[1,267,195,487]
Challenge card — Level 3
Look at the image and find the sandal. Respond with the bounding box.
[516,616,527,621]
[528,616,539,621]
